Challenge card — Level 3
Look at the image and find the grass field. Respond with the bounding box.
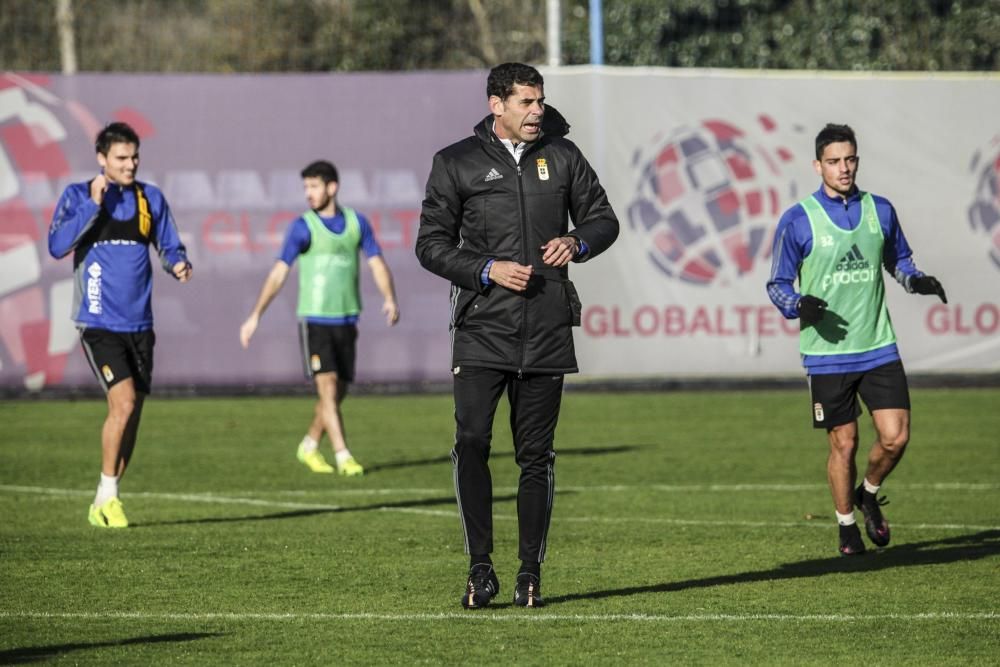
[1,388,998,664]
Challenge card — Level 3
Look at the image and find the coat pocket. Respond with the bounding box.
[451,287,478,329]
[563,280,582,327]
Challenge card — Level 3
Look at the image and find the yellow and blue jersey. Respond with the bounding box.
[48,180,188,333]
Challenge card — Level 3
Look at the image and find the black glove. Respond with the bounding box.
[797,295,828,326]
[911,275,947,304]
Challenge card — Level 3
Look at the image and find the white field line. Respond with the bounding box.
[0,485,344,511]
[267,482,1000,494]
[386,506,1000,532]
[2,484,998,532]
[565,482,1000,492]
[3,481,998,499]
[1,610,997,624]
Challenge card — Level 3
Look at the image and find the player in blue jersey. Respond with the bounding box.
[49,121,193,528]
[766,124,947,556]
[239,160,399,476]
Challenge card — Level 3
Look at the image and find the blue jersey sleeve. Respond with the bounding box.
[145,185,189,273]
[873,196,922,290]
[766,204,810,320]
[356,212,383,259]
[48,183,100,259]
[278,216,311,265]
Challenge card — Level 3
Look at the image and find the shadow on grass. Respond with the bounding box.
[364,444,643,473]
[134,492,525,527]
[0,632,221,665]
[547,529,1000,606]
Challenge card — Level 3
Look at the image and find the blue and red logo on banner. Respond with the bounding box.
[627,115,798,286]
[968,135,1000,270]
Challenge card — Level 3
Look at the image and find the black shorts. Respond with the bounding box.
[298,321,357,381]
[808,360,910,430]
[79,328,155,394]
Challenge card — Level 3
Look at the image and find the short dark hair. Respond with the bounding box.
[815,123,857,159]
[95,122,140,155]
[300,160,339,184]
[487,62,544,100]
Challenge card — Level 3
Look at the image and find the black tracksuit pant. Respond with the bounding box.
[452,366,563,563]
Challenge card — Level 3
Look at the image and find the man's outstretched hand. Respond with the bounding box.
[798,295,828,326]
[911,275,947,304]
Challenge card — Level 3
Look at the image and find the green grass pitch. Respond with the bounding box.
[1,388,998,664]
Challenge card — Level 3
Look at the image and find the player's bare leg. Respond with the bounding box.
[827,421,859,514]
[103,379,140,478]
[116,391,145,478]
[854,408,909,547]
[865,408,910,485]
[306,411,324,444]
[314,372,348,453]
[314,372,361,475]
[827,420,865,554]
[90,379,141,527]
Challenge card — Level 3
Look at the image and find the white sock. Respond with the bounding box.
[335,449,353,465]
[835,510,856,526]
[94,473,119,506]
[863,478,880,495]
[299,435,318,454]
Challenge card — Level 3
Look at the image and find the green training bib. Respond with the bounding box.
[296,207,362,318]
[798,192,896,355]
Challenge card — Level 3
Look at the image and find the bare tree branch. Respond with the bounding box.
[467,0,498,65]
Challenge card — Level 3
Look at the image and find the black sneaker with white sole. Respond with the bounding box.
[513,572,544,608]
[839,522,867,556]
[461,563,500,609]
[854,484,891,547]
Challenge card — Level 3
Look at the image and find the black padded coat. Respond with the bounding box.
[416,107,619,374]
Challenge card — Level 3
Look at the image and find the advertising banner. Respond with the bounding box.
[1,68,998,390]
[545,68,1000,378]
[0,71,484,389]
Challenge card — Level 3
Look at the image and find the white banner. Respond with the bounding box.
[544,67,1000,377]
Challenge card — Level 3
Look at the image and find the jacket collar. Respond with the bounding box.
[815,184,861,205]
[473,104,572,145]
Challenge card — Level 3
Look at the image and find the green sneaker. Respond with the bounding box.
[88,497,128,528]
[336,455,364,477]
[297,444,334,473]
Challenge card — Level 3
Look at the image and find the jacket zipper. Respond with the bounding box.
[491,130,537,379]
[516,162,527,379]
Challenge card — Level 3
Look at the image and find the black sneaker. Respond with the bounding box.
[461,563,499,609]
[513,572,544,608]
[838,522,866,556]
[854,484,891,547]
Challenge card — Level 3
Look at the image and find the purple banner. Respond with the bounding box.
[0,72,488,390]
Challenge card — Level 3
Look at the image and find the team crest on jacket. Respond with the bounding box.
[536,158,549,181]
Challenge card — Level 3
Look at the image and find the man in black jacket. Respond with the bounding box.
[416,62,619,609]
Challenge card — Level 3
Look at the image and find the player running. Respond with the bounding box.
[49,121,193,528]
[766,123,947,555]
